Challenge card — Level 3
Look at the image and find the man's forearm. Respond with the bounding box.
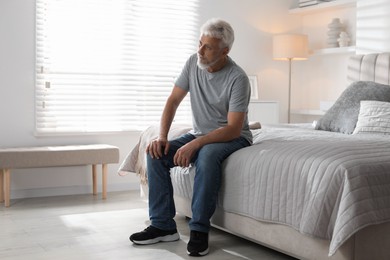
[158,86,187,139]
[195,125,241,147]
[159,102,178,139]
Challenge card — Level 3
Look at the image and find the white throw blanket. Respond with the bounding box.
[118,124,192,184]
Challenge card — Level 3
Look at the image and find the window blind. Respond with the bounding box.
[356,0,390,54]
[35,0,198,134]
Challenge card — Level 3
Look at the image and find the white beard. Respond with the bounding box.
[196,60,209,70]
[197,54,221,70]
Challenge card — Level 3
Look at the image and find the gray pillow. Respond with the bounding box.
[315,81,390,134]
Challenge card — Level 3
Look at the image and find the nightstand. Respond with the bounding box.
[248,101,279,124]
[290,109,325,123]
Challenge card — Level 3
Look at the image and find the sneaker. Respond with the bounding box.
[129,225,180,245]
[187,230,209,256]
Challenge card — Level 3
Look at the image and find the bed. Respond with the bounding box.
[119,53,390,260]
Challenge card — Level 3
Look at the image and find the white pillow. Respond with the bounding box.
[353,100,390,134]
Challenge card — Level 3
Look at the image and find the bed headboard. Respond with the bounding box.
[348,53,390,85]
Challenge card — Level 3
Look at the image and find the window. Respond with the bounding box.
[35,0,198,134]
[356,0,390,54]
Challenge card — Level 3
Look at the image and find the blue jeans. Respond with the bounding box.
[147,133,250,233]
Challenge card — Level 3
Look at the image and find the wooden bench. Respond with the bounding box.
[0,144,119,207]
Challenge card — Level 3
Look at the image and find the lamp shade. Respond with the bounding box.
[273,34,308,60]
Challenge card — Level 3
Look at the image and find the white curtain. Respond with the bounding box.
[35,0,198,134]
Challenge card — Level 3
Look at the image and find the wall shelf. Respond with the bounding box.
[291,109,325,116]
[310,46,356,56]
[289,0,356,15]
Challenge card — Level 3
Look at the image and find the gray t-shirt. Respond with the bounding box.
[175,53,252,143]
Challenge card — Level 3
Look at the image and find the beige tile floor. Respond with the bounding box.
[0,191,296,260]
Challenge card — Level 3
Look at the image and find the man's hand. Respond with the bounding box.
[146,138,170,159]
[173,140,200,167]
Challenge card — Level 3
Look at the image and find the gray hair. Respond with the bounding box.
[200,18,234,52]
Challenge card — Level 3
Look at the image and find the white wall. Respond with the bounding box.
[294,6,357,113]
[206,1,358,123]
[0,0,302,199]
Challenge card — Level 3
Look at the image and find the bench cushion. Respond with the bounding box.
[0,144,119,169]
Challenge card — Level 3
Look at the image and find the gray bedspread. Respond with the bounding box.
[120,124,390,256]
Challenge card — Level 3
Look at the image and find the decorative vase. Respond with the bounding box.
[327,18,343,48]
[338,32,350,47]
